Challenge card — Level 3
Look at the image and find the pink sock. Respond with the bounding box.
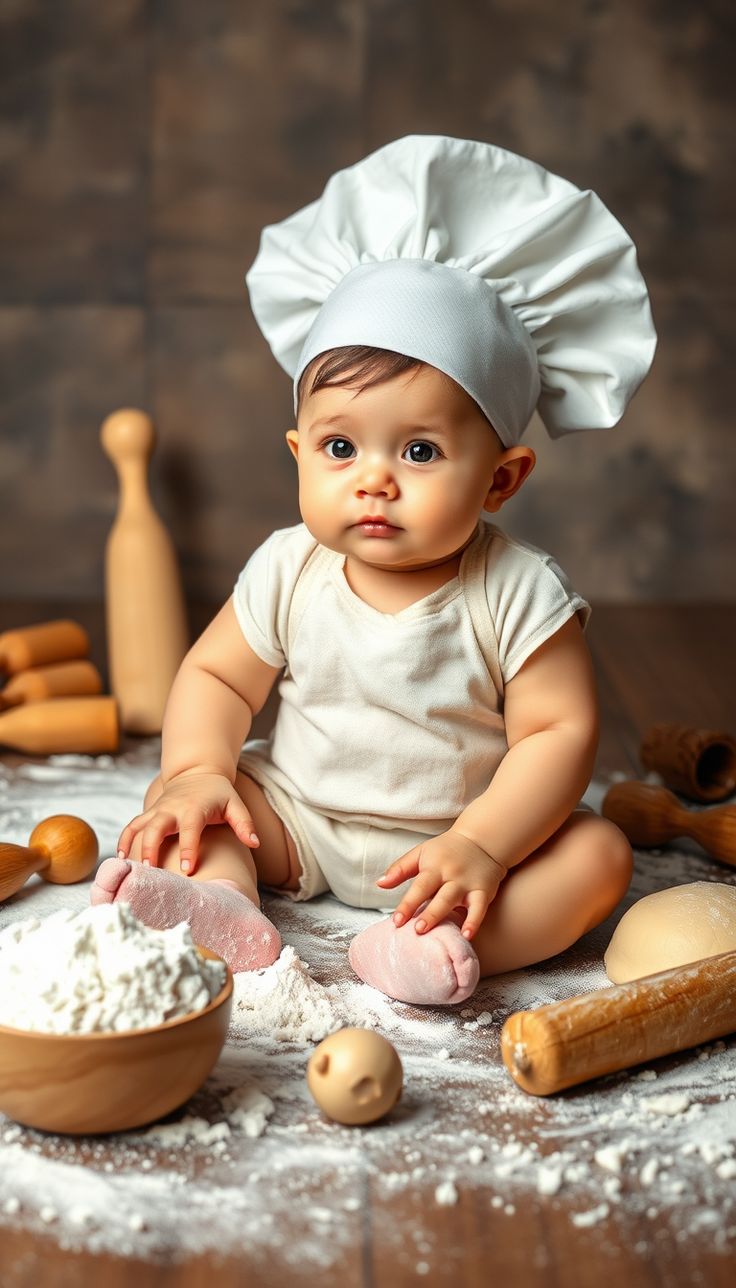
[348,913,479,1005]
[91,857,281,973]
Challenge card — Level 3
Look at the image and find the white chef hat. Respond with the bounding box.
[246,135,656,448]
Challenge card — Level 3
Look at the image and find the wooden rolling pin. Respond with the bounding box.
[0,660,103,710]
[0,815,99,902]
[102,409,189,735]
[0,621,89,676]
[501,949,736,1095]
[602,781,736,868]
[0,696,119,755]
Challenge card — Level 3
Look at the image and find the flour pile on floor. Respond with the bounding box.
[231,945,345,1043]
[0,749,734,1274]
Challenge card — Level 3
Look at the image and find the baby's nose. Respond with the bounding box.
[356,458,398,497]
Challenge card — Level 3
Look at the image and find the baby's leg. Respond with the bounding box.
[92,771,301,972]
[349,813,631,1003]
[467,812,632,976]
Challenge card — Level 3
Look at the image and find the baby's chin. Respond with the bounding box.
[299,516,474,572]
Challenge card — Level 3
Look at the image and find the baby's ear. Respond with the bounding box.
[483,446,536,513]
[285,429,299,461]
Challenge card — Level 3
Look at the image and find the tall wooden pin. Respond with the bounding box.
[101,409,189,735]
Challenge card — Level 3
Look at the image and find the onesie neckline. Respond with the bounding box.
[327,520,488,624]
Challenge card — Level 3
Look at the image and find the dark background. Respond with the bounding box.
[1,0,733,605]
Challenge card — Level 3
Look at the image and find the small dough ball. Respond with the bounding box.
[605,882,736,983]
[306,1028,403,1125]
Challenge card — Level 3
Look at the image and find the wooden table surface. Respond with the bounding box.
[0,600,734,1287]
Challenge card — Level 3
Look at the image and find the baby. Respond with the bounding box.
[92,136,656,1006]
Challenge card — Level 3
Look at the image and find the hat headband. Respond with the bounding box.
[295,259,539,448]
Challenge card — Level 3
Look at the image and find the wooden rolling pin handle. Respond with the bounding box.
[602,782,681,846]
[0,696,119,755]
[0,621,90,676]
[0,843,48,902]
[0,816,98,901]
[0,660,103,710]
[685,802,736,867]
[501,948,736,1096]
[602,782,736,868]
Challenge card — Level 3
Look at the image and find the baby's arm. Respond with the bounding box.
[116,599,281,870]
[378,615,599,937]
[452,614,599,869]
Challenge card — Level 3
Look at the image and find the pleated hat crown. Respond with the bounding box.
[246,135,656,447]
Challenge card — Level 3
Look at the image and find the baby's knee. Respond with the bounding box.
[593,817,634,899]
[571,815,633,928]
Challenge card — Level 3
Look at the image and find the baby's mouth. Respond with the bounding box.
[353,520,402,536]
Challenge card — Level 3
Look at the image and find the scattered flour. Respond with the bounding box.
[0,753,734,1276]
[641,1092,691,1117]
[232,945,343,1043]
[435,1180,459,1206]
[0,902,226,1033]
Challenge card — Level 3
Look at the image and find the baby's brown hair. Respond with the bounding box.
[295,345,500,445]
[296,346,422,413]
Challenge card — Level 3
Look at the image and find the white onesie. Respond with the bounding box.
[233,519,590,909]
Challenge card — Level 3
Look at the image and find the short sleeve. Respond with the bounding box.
[232,524,316,668]
[485,530,591,685]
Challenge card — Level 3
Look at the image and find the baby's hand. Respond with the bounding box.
[116,769,259,875]
[376,829,506,941]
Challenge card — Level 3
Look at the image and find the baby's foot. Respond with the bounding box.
[348,913,479,1005]
[91,857,281,973]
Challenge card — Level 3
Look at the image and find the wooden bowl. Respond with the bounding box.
[0,948,233,1135]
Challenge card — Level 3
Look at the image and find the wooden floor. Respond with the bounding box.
[0,601,734,1287]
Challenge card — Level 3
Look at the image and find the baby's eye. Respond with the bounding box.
[403,441,441,464]
[324,438,356,460]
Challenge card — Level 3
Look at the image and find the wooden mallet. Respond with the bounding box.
[0,815,99,902]
[602,781,736,868]
[501,948,736,1095]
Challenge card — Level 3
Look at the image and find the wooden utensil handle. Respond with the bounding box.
[0,843,47,902]
[501,949,736,1095]
[0,696,119,754]
[602,782,682,846]
[602,782,736,868]
[688,805,736,866]
[0,660,103,710]
[0,621,89,675]
[640,722,736,802]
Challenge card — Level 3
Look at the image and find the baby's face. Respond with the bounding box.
[286,364,506,574]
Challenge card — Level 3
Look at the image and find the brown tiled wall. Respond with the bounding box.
[1,1,733,602]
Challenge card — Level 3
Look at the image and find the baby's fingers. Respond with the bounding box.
[413,881,467,934]
[116,824,137,861]
[116,811,157,861]
[137,811,180,868]
[376,849,421,890]
[223,798,260,850]
[391,872,440,927]
[459,891,491,942]
[178,808,210,874]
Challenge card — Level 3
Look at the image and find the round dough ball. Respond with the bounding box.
[604,882,736,983]
[306,1028,403,1125]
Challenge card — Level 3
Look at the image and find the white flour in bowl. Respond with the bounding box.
[0,902,226,1034]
